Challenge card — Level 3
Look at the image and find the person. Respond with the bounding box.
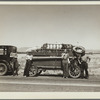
[81,56,90,79]
[23,52,33,77]
[75,52,90,79]
[72,46,90,79]
[23,59,32,77]
[10,52,19,76]
[61,49,70,78]
[13,58,19,76]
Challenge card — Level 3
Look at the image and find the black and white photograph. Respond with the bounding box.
[0,1,100,99]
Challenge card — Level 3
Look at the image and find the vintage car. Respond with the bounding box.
[0,45,19,76]
[25,43,85,78]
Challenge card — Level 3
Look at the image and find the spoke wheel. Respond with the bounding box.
[29,65,38,77]
[69,61,81,78]
[0,63,7,76]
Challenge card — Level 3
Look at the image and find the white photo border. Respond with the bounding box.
[0,1,100,99]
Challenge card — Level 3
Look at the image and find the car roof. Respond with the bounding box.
[0,45,17,48]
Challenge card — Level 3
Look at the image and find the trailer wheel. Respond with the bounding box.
[69,60,81,78]
[0,63,8,76]
[29,65,38,77]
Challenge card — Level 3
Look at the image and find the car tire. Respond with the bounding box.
[68,60,81,78]
[0,63,8,76]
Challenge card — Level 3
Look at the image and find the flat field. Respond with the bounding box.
[17,53,100,76]
[86,53,100,75]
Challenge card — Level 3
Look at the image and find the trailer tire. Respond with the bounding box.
[29,65,38,77]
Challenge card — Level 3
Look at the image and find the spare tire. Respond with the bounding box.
[73,46,85,56]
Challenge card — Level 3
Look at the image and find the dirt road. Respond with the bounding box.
[0,75,100,92]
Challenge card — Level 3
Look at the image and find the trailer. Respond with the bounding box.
[25,43,85,78]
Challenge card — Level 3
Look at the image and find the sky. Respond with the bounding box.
[0,5,100,50]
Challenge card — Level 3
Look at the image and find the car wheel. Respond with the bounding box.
[0,63,8,76]
[69,61,81,78]
[29,65,38,77]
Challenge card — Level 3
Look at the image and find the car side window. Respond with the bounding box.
[0,48,4,55]
[0,47,7,55]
